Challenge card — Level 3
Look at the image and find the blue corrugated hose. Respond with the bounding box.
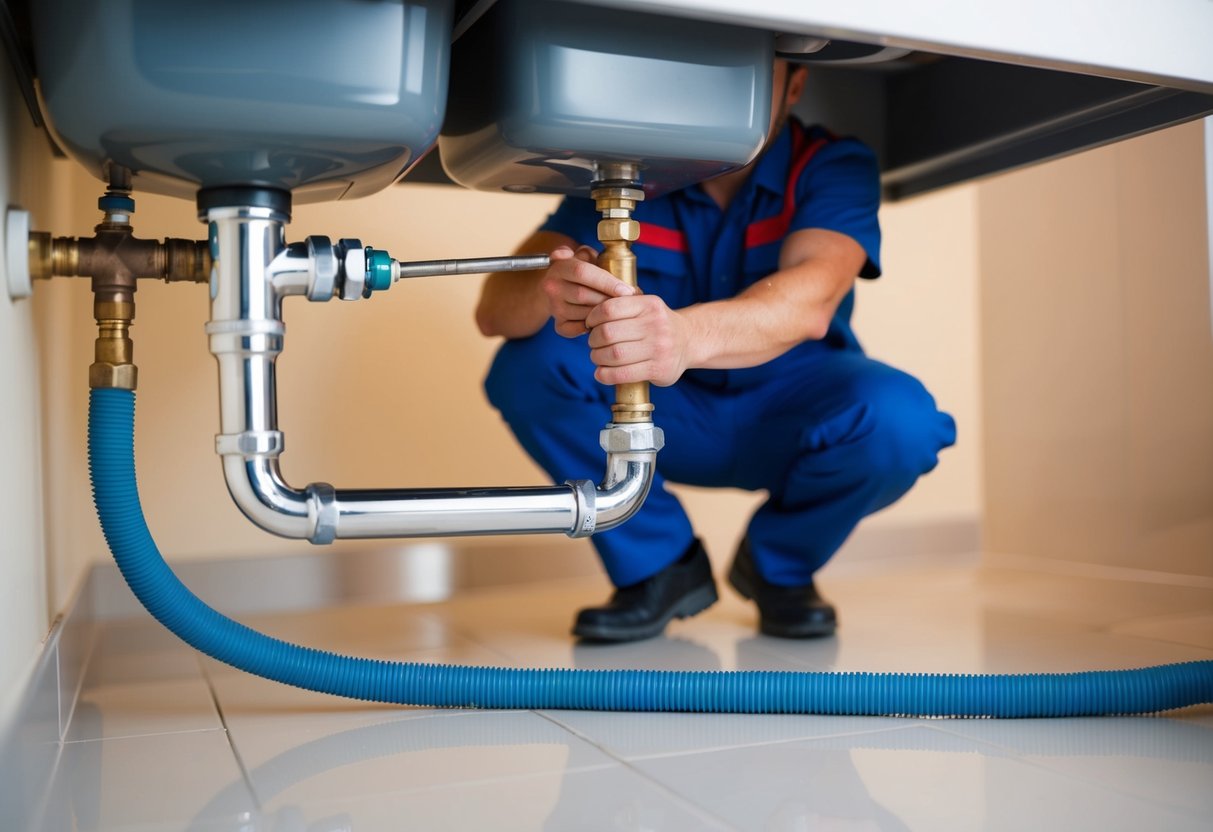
[88,388,1213,716]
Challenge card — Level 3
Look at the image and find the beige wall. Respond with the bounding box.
[978,120,1213,578]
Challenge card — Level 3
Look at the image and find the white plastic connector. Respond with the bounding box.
[5,209,32,300]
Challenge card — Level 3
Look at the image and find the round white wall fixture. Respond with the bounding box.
[5,209,32,300]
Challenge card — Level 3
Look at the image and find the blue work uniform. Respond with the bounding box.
[485,118,957,588]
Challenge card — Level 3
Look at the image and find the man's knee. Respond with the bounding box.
[484,324,595,419]
[856,370,956,480]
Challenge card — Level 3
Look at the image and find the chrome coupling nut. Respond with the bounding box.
[337,239,366,300]
[599,422,665,453]
[306,236,339,301]
[306,482,339,545]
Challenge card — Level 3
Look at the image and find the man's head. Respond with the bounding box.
[769,59,809,141]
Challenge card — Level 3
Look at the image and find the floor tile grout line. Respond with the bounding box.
[612,720,931,764]
[441,616,529,666]
[199,655,265,814]
[62,726,227,745]
[25,727,69,832]
[535,710,743,832]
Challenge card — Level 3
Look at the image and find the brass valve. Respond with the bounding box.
[591,164,653,424]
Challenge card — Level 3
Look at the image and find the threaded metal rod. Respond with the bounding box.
[394,254,550,279]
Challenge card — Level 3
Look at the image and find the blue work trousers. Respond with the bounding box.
[485,321,957,588]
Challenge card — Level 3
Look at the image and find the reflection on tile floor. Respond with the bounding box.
[17,557,1213,830]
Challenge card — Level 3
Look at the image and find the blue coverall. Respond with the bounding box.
[486,118,957,589]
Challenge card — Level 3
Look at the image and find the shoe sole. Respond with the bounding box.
[728,561,836,639]
[573,582,719,643]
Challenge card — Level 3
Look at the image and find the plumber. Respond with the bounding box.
[475,60,957,642]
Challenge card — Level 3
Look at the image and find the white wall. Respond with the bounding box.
[0,55,53,711]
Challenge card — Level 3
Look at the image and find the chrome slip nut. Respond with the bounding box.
[306,482,338,545]
[215,430,284,457]
[599,422,665,453]
[306,236,339,301]
[338,238,366,301]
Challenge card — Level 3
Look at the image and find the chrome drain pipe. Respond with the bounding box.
[202,190,660,544]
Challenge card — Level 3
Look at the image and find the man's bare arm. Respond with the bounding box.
[683,227,864,368]
[585,228,866,386]
[475,230,576,339]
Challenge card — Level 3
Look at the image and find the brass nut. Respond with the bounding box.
[591,186,644,202]
[94,301,135,320]
[89,362,138,390]
[27,232,52,280]
[597,219,640,242]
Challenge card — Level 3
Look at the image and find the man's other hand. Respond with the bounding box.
[541,246,636,337]
[542,245,694,387]
[585,292,694,388]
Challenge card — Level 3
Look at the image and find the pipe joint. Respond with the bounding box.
[306,482,339,544]
[566,478,597,538]
[600,422,665,454]
[215,430,284,457]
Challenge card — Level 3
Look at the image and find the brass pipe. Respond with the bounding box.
[592,174,653,424]
[35,233,210,284]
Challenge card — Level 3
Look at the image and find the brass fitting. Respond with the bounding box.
[38,232,211,285]
[31,185,212,390]
[591,171,652,424]
[89,298,137,390]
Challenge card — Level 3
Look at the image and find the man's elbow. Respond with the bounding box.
[803,311,831,343]
[475,302,500,338]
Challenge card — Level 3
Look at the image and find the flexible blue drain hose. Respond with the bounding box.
[88,388,1213,716]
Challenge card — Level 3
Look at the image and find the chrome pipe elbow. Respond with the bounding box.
[219,453,315,540]
[593,423,664,532]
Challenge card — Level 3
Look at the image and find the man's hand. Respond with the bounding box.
[585,294,694,387]
[540,246,636,337]
[541,245,696,387]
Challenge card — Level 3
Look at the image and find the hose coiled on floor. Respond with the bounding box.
[88,388,1213,717]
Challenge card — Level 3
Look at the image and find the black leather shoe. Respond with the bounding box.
[728,537,836,638]
[573,539,718,642]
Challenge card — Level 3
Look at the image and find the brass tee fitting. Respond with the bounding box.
[592,165,653,424]
[28,185,212,390]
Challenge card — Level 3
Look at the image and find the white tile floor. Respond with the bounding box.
[27,555,1213,831]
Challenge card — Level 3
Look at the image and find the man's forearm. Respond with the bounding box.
[682,258,856,370]
[476,271,549,339]
[475,230,576,339]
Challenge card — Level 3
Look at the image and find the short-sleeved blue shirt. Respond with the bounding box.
[540,117,882,388]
